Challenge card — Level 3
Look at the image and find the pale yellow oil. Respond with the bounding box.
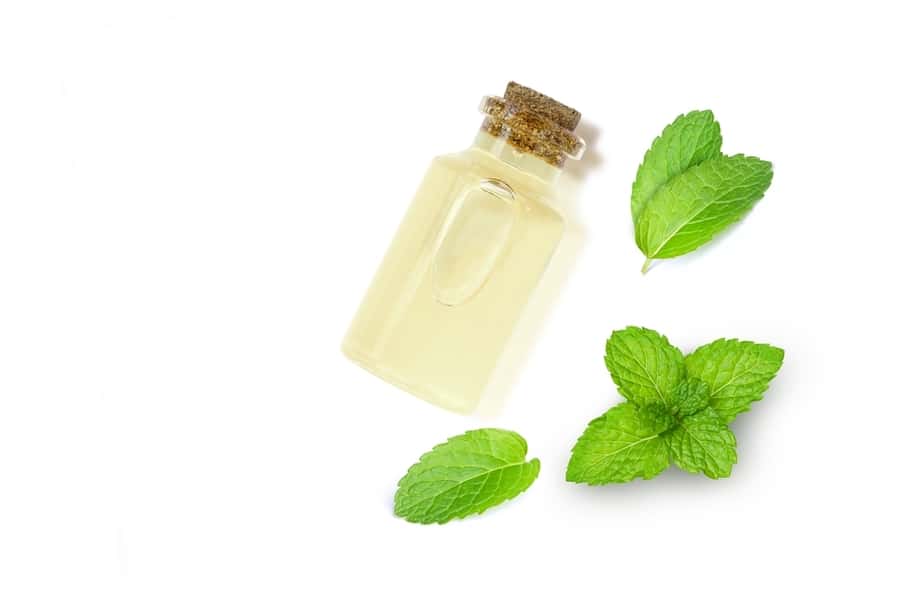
[342,132,566,413]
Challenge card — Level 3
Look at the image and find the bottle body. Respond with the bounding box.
[342,136,565,413]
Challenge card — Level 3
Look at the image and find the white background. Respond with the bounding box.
[1,1,898,598]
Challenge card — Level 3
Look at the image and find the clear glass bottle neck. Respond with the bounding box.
[471,130,562,185]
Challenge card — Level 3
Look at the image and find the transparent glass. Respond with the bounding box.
[342,131,566,413]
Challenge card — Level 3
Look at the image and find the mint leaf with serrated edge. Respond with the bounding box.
[635,155,773,268]
[393,428,539,524]
[566,402,670,485]
[631,110,722,223]
[666,407,737,478]
[685,339,785,423]
[567,327,783,485]
[604,326,685,407]
[631,110,774,274]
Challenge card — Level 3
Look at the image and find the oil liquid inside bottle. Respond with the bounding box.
[342,140,565,413]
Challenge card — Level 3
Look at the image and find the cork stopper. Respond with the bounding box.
[504,82,581,130]
[480,82,584,166]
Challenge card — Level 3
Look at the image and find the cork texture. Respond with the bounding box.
[504,81,581,131]
[480,82,583,166]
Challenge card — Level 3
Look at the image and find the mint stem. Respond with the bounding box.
[641,258,653,274]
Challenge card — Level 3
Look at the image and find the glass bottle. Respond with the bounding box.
[342,82,585,413]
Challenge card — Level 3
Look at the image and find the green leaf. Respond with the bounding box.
[631,110,722,223]
[635,154,773,262]
[671,377,710,417]
[566,402,671,485]
[666,407,737,478]
[604,326,685,406]
[685,339,785,423]
[393,428,540,524]
[638,401,676,432]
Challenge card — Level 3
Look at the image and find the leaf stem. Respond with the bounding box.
[641,258,653,274]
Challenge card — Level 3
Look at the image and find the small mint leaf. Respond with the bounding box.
[631,110,722,223]
[638,401,676,432]
[635,154,773,262]
[604,326,685,406]
[566,402,671,485]
[666,408,737,478]
[393,429,539,525]
[671,378,710,417]
[685,339,785,423]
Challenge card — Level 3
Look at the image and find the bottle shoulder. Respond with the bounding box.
[423,153,564,235]
[431,148,560,208]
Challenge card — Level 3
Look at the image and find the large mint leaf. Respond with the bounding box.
[631,110,722,223]
[605,326,685,406]
[393,429,540,524]
[635,154,773,264]
[666,407,737,478]
[566,402,671,485]
[685,339,785,423]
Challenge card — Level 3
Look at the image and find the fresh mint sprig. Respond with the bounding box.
[566,327,784,485]
[632,111,774,273]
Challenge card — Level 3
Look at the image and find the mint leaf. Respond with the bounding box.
[671,378,710,417]
[685,339,785,423]
[666,407,737,478]
[393,428,540,524]
[631,110,722,223]
[567,402,671,485]
[636,154,773,268]
[605,326,685,406]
